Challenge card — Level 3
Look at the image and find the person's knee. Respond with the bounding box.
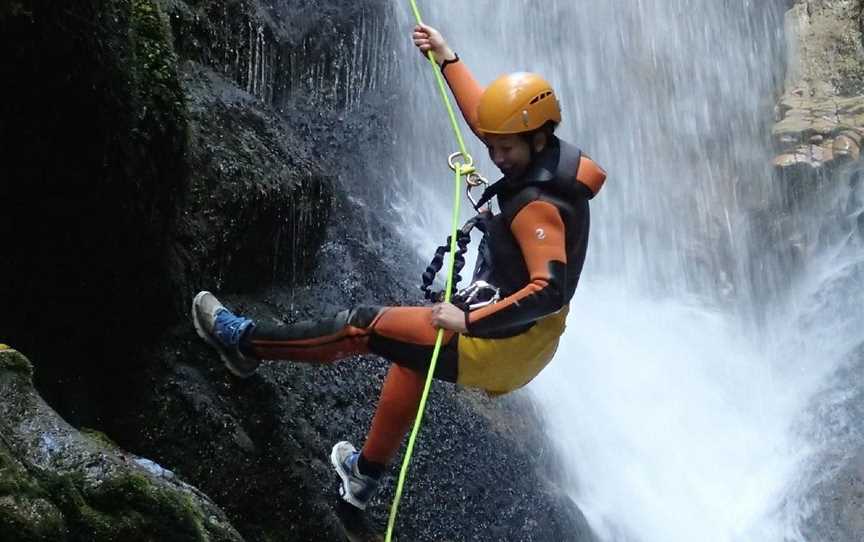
[347,305,382,329]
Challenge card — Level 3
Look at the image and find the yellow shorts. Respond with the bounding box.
[456,306,568,395]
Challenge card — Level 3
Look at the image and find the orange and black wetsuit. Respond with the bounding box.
[240,57,606,470]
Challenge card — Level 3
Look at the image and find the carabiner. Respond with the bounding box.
[465,172,487,188]
[454,280,501,310]
[465,172,489,211]
[448,151,475,174]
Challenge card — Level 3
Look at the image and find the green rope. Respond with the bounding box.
[384,2,474,540]
[409,2,471,161]
[385,164,464,541]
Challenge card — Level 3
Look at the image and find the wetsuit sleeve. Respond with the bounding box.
[466,201,567,334]
[576,156,607,196]
[441,60,484,138]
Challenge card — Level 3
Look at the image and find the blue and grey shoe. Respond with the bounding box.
[331,441,380,510]
[191,291,260,378]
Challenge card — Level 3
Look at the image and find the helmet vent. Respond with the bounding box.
[529,91,553,105]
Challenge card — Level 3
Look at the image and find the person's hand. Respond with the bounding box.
[412,23,456,65]
[430,302,468,333]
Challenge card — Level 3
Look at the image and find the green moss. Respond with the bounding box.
[129,0,187,140]
[87,471,206,542]
[79,429,120,451]
[37,469,208,542]
[0,1,32,21]
[7,460,218,542]
[0,349,33,378]
[0,495,66,542]
[0,445,42,499]
[0,446,66,541]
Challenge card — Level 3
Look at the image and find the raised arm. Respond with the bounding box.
[412,23,485,138]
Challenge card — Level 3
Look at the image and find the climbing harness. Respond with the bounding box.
[419,154,499,310]
[419,214,480,304]
[384,2,496,540]
[419,222,472,304]
[419,211,502,310]
[419,150,496,307]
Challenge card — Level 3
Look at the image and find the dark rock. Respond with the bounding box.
[799,338,864,541]
[773,0,864,191]
[0,0,192,424]
[0,348,243,542]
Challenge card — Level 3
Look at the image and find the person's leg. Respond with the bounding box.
[194,290,460,377]
[193,291,383,376]
[195,291,462,507]
[360,363,425,471]
[325,307,459,509]
[331,363,426,509]
[243,304,460,380]
[359,306,458,465]
[243,306,380,362]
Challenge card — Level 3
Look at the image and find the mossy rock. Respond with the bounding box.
[80,428,121,450]
[0,495,66,542]
[0,444,42,502]
[47,471,212,542]
[0,347,242,541]
[0,440,65,541]
[0,2,31,21]
[129,0,187,142]
[0,434,240,542]
[0,349,33,378]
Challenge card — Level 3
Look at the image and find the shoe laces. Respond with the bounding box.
[214,309,253,348]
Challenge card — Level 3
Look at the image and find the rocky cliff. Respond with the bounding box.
[773,1,864,540]
[0,347,243,541]
[774,0,864,193]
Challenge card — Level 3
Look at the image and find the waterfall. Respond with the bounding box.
[386,1,864,540]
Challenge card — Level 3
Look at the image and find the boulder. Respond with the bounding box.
[0,347,243,542]
[774,0,864,185]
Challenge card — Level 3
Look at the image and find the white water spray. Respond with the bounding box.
[387,1,864,540]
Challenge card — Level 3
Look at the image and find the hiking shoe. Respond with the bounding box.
[331,441,380,510]
[191,291,260,377]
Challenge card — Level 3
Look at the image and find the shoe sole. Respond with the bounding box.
[334,500,389,542]
[330,443,367,510]
[191,291,254,378]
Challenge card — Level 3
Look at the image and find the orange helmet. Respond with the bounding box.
[476,72,561,135]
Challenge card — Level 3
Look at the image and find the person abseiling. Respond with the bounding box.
[192,22,606,513]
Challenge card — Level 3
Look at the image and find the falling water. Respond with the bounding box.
[195,2,396,112]
[385,1,864,540]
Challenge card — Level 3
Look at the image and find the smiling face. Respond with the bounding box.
[485,132,547,178]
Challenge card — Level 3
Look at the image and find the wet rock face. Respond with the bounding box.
[177,61,333,294]
[0,0,333,425]
[774,2,864,539]
[774,94,864,166]
[167,0,395,113]
[773,0,864,189]
[0,348,243,542]
[0,0,190,422]
[799,339,864,541]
